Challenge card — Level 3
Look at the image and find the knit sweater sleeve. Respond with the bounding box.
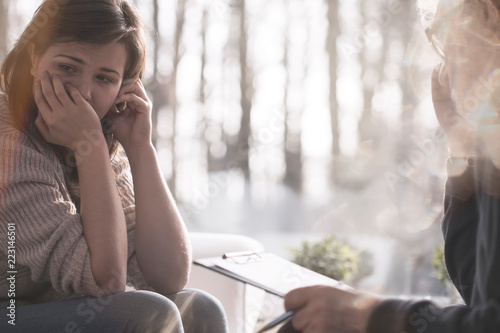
[0,129,105,298]
[0,92,156,301]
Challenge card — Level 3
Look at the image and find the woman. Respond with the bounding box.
[281,0,500,332]
[0,0,228,332]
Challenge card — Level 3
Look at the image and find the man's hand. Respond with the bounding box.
[284,285,379,333]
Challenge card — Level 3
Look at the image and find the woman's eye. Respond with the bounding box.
[97,75,113,84]
[58,64,74,72]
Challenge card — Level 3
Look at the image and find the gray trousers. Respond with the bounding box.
[0,288,229,332]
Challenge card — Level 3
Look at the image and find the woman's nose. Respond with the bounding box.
[64,77,91,102]
[76,80,92,102]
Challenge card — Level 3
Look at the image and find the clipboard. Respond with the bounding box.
[194,251,339,297]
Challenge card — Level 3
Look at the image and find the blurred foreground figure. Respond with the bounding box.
[281,0,500,332]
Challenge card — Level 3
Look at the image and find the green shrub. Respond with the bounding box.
[433,245,450,285]
[289,235,372,283]
[433,245,464,303]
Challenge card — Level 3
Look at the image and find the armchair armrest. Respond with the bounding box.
[190,232,264,259]
[187,232,265,333]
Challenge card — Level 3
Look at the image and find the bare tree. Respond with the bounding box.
[326,0,341,183]
[283,0,304,193]
[199,6,214,174]
[0,0,9,59]
[235,0,252,180]
[165,0,187,197]
[358,0,388,145]
[197,5,225,174]
[398,1,418,137]
[148,0,166,148]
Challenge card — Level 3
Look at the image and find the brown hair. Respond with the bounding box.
[0,0,146,209]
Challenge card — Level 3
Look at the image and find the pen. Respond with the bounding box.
[256,310,295,333]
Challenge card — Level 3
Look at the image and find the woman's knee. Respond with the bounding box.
[168,288,228,332]
[2,291,183,333]
[106,290,183,333]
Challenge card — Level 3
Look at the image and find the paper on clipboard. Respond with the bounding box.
[194,252,338,297]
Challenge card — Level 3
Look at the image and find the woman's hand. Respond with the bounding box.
[284,285,379,333]
[106,78,152,152]
[34,72,104,154]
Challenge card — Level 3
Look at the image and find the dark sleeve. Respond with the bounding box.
[366,172,500,332]
[441,180,477,304]
[366,299,473,333]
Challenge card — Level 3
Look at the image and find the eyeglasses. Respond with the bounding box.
[425,4,467,59]
[426,27,446,59]
[222,251,262,264]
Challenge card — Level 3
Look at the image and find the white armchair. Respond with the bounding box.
[187,232,266,333]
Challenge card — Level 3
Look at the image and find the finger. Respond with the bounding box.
[135,79,149,100]
[118,78,149,101]
[114,93,149,114]
[122,78,137,87]
[66,84,88,106]
[114,92,143,105]
[291,307,338,333]
[40,72,63,112]
[52,74,74,107]
[33,80,57,131]
[114,80,136,108]
[290,307,311,332]
[284,286,314,311]
[33,80,51,113]
[35,114,50,140]
[118,78,137,95]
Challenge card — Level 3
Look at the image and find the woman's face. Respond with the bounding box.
[30,42,128,119]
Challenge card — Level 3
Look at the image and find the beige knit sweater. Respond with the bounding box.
[0,93,152,308]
